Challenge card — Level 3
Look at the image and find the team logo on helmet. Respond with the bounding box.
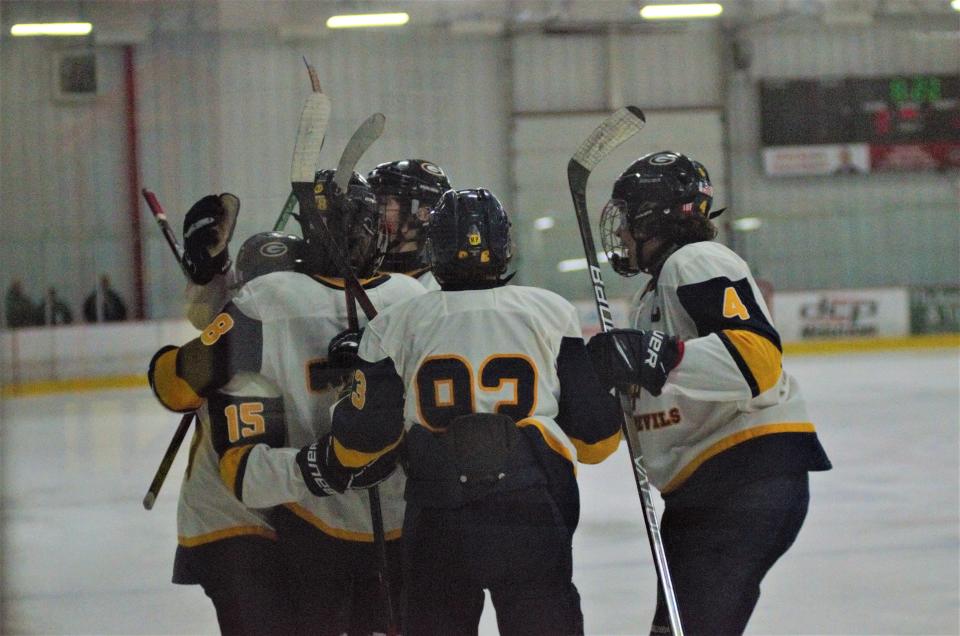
[649,153,677,165]
[420,161,445,177]
[467,224,482,246]
[259,241,289,258]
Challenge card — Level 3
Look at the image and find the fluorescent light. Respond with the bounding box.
[557,252,608,272]
[533,216,555,231]
[326,13,409,29]
[10,22,93,36]
[640,3,723,20]
[732,217,762,232]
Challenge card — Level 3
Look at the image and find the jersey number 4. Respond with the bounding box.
[414,355,537,430]
[723,286,751,321]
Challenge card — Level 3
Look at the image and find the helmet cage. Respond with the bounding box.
[299,171,387,278]
[368,160,451,271]
[600,198,643,277]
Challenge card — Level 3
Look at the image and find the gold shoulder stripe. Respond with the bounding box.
[151,348,202,412]
[333,434,403,469]
[662,422,816,493]
[219,444,253,495]
[723,329,782,394]
[570,429,622,465]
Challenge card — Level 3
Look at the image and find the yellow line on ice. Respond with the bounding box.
[2,374,147,398]
[784,333,959,355]
[1,334,956,397]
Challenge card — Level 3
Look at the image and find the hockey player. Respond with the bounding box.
[585,151,832,635]
[148,174,425,635]
[158,194,298,635]
[366,159,451,290]
[289,188,624,635]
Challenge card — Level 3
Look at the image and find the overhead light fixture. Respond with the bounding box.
[732,217,762,232]
[10,22,93,36]
[326,13,409,29]
[640,3,723,20]
[533,216,555,231]
[557,252,608,273]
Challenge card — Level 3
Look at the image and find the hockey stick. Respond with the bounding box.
[344,286,399,635]
[567,106,684,636]
[142,189,190,278]
[142,412,195,510]
[140,188,198,510]
[274,58,329,232]
[291,110,396,633]
[332,112,385,196]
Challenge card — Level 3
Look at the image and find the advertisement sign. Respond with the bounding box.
[774,288,909,341]
[763,144,870,176]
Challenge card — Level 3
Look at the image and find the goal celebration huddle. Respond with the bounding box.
[145,86,831,636]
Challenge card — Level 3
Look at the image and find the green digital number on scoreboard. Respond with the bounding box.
[760,75,960,146]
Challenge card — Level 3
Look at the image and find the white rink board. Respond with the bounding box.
[774,287,910,341]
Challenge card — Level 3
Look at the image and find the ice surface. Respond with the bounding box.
[2,348,957,634]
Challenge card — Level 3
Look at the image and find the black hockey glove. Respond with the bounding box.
[295,433,399,497]
[327,328,363,369]
[307,329,365,391]
[586,329,684,396]
[182,193,240,285]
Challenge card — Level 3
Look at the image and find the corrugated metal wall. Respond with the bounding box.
[2,29,510,320]
[729,23,960,289]
[138,30,509,318]
[1,39,131,319]
[2,18,957,322]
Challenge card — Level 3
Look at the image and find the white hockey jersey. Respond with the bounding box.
[153,270,426,541]
[326,284,623,480]
[176,373,278,547]
[627,241,828,492]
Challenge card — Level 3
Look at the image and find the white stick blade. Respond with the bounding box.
[291,92,332,184]
[572,106,645,171]
[333,113,386,193]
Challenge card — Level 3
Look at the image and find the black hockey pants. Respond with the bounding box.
[402,486,584,636]
[172,535,297,636]
[650,471,811,636]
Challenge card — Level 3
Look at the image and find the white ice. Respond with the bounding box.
[2,348,958,635]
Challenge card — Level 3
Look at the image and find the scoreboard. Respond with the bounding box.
[759,75,960,176]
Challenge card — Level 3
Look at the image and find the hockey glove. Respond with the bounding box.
[306,329,365,391]
[327,328,363,369]
[295,433,398,497]
[586,329,684,396]
[182,193,240,285]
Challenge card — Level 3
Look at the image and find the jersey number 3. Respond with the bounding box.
[414,355,537,430]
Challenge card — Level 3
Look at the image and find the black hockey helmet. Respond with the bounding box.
[601,151,720,276]
[297,169,386,278]
[366,159,451,272]
[234,231,304,286]
[426,188,512,286]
